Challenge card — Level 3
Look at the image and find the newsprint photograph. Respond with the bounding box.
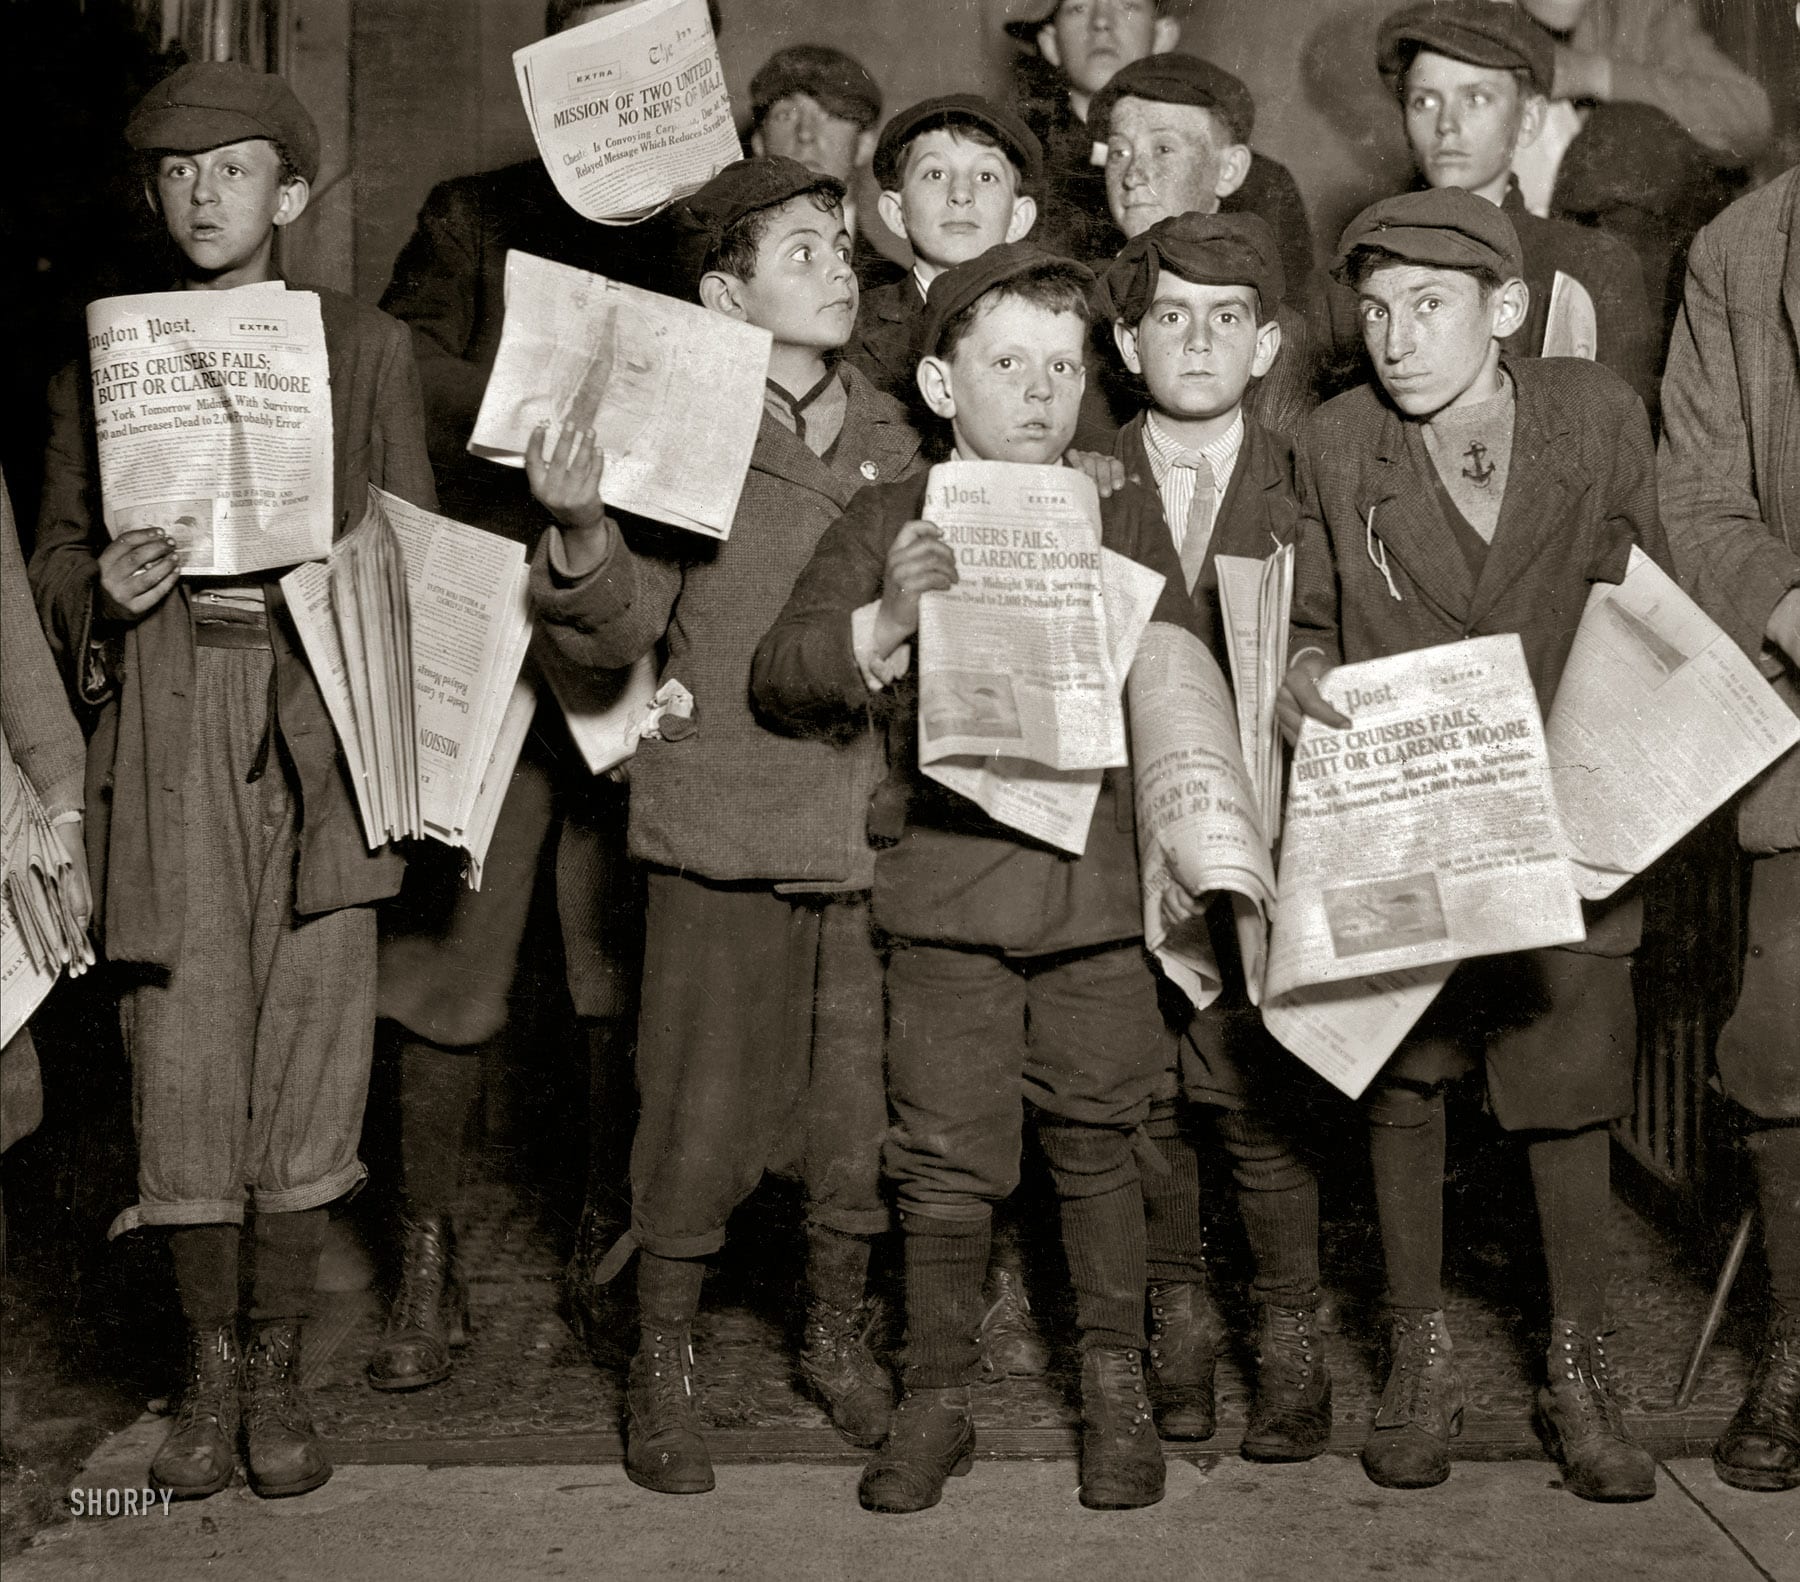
[0,0,1797,1577]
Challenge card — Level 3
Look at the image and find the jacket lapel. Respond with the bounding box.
[1353,405,1477,622]
[1209,421,1292,564]
[749,366,921,510]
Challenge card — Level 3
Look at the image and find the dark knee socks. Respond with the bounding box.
[636,1250,705,1329]
[1214,1106,1320,1306]
[1368,1085,1446,1313]
[1526,1125,1612,1335]
[900,1211,991,1387]
[249,1208,328,1326]
[805,1222,872,1309]
[170,1224,240,1329]
[1041,1123,1146,1352]
[1142,1102,1208,1286]
[1747,1122,1800,1319]
[584,1015,637,1213]
[398,1036,483,1213]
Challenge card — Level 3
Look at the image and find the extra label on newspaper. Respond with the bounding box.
[513,0,741,224]
[85,284,333,577]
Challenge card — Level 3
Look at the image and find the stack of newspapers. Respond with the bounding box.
[2,744,92,1046]
[281,488,537,885]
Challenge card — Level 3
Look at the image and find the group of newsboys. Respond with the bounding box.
[22,0,1798,1522]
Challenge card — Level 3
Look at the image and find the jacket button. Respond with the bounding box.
[860,461,879,481]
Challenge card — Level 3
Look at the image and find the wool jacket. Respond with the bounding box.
[530,363,922,889]
[30,287,436,969]
[1658,167,1800,855]
[845,275,926,408]
[751,468,1200,956]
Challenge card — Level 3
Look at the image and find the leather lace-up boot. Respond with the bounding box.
[1362,1310,1463,1489]
[150,1324,240,1499]
[1145,1279,1223,1441]
[242,1321,331,1498]
[800,1295,894,1448]
[625,1324,714,1494]
[368,1210,469,1391]
[1536,1320,1655,1502]
[1243,1299,1332,1462]
[978,1263,1052,1381]
[858,1386,976,1513]
[1078,1347,1166,1510]
[1714,1310,1800,1492]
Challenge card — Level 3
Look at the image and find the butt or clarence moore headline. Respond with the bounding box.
[86,283,333,577]
[514,0,741,224]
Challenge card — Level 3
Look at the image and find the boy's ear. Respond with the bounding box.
[1511,90,1548,155]
[855,127,878,168]
[1004,192,1038,244]
[1490,276,1530,340]
[1112,320,1144,377]
[1036,23,1062,70]
[917,354,957,421]
[877,187,909,243]
[698,271,748,320]
[750,127,767,158]
[272,176,311,229]
[1151,16,1182,52]
[1250,315,1283,379]
[1214,143,1251,201]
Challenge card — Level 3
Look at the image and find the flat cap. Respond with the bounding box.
[670,156,845,293]
[873,94,1044,192]
[126,61,320,183]
[1098,210,1283,323]
[750,44,882,129]
[1333,187,1525,282]
[1088,53,1255,147]
[1376,1,1556,96]
[920,240,1095,358]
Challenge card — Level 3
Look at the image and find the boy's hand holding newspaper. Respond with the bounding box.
[874,519,958,658]
[1276,649,1352,742]
[526,422,613,575]
[96,527,179,623]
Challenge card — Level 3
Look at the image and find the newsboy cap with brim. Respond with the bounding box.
[873,94,1045,193]
[1332,187,1525,283]
[919,240,1095,359]
[126,61,320,184]
[1376,1,1556,96]
[1098,211,1283,324]
[669,156,846,293]
[1088,54,1255,147]
[750,44,882,129]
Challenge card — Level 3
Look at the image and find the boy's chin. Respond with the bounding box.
[1150,386,1250,425]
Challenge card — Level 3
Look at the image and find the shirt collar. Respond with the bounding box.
[1142,408,1244,479]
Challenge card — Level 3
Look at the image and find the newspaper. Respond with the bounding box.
[1548,547,1800,899]
[1260,964,1456,1101]
[925,548,1165,854]
[535,643,662,776]
[513,0,740,224]
[917,462,1125,774]
[1265,634,1585,1002]
[85,283,334,576]
[1542,271,1598,361]
[1,741,92,1047]
[1216,544,1294,841]
[281,489,535,882]
[469,251,770,539]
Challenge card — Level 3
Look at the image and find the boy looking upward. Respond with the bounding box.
[528,157,921,1497]
[1279,188,1666,1503]
[848,97,1043,404]
[754,242,1207,1515]
[1097,212,1330,1462]
[30,62,435,1502]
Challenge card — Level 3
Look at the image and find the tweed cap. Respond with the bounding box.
[1332,187,1525,282]
[1087,53,1255,146]
[670,157,845,292]
[919,240,1095,358]
[126,61,320,183]
[1098,211,1283,322]
[872,94,1044,192]
[1376,1,1557,96]
[749,44,882,130]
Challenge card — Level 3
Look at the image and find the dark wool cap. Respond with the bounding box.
[126,61,321,183]
[750,44,882,129]
[670,156,845,290]
[1004,0,1065,38]
[1377,1,1557,96]
[872,94,1045,192]
[1333,187,1525,283]
[1098,211,1284,323]
[1087,53,1256,147]
[919,240,1095,358]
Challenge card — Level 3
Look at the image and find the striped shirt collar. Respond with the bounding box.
[1141,408,1245,487]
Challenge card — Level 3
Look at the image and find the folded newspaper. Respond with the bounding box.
[513,0,741,224]
[469,251,770,538]
[280,489,536,885]
[2,740,93,1048]
[85,283,333,577]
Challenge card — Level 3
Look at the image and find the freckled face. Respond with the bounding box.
[1104,97,1234,239]
[937,297,1087,465]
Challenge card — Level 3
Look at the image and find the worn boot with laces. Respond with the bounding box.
[1145,1279,1223,1441]
[150,1324,240,1499]
[1362,1310,1463,1489]
[1715,1310,1800,1492]
[1536,1319,1655,1502]
[1243,1300,1333,1462]
[242,1321,331,1498]
[800,1295,894,1448]
[1078,1346,1166,1510]
[858,1385,977,1513]
[978,1264,1052,1381]
[368,1210,469,1392]
[625,1324,714,1494]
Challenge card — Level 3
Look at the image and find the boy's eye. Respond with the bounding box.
[1361,304,1387,323]
[1216,311,1239,326]
[836,244,853,263]
[995,356,1017,371]
[792,245,813,264]
[1419,297,1441,313]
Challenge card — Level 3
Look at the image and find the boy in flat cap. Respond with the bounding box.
[1278,187,1667,1502]
[749,43,906,289]
[1096,211,1331,1461]
[30,61,435,1500]
[1315,0,1655,413]
[527,156,921,1496]
[755,241,1210,1515]
[847,96,1043,405]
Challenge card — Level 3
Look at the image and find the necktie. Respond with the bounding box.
[1176,454,1216,595]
